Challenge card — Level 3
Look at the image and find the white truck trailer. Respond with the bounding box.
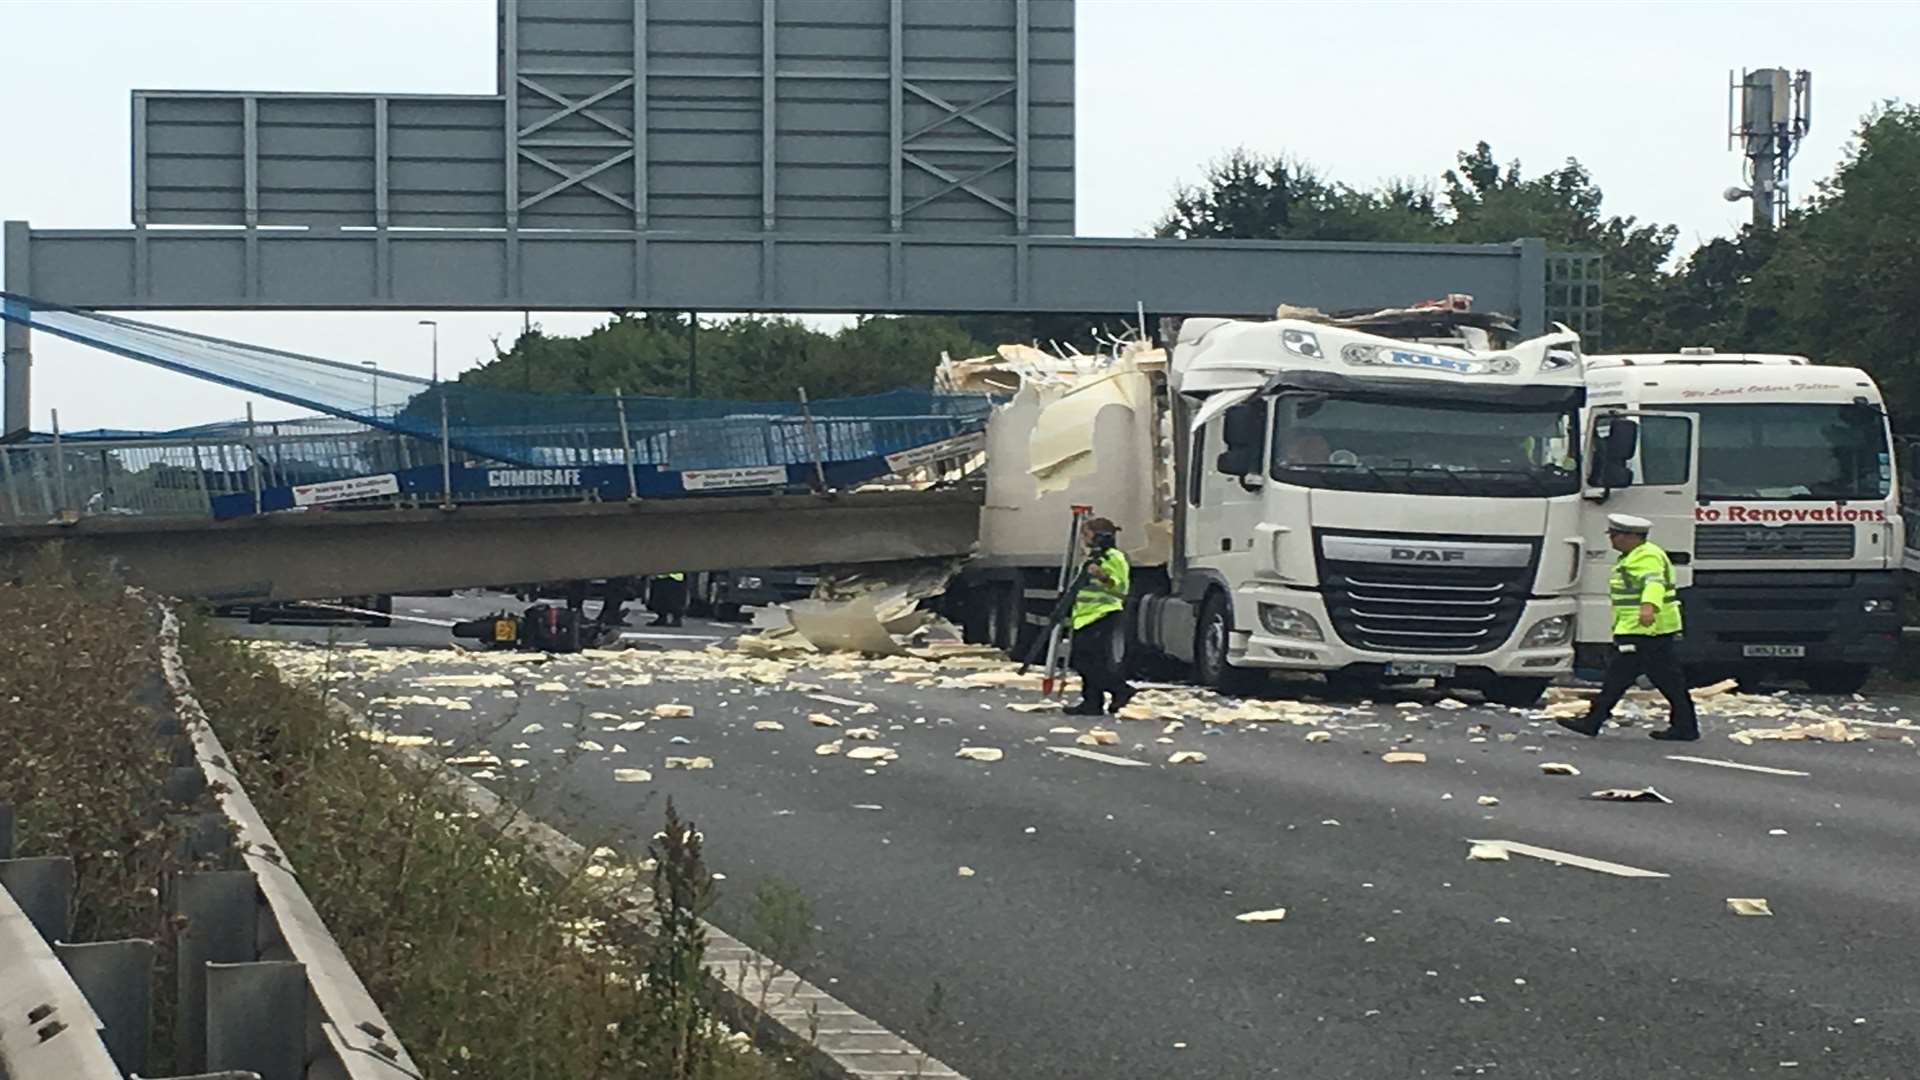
[944,307,1699,707]
[1582,350,1902,693]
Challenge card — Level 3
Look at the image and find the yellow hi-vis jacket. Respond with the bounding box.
[1071,549,1129,630]
[1610,540,1682,637]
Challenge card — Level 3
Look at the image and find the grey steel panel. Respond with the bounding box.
[133,0,1070,235]
[16,227,1543,325]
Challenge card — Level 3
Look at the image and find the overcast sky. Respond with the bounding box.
[2,0,1914,431]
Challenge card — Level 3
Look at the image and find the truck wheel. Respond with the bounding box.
[368,595,394,629]
[1482,677,1550,709]
[715,602,744,623]
[1195,591,1263,695]
[1805,664,1871,696]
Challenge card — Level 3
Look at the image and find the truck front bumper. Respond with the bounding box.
[1676,570,1902,671]
[1230,588,1574,678]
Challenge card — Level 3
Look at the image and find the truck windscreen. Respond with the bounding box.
[1688,402,1891,501]
[1270,396,1579,498]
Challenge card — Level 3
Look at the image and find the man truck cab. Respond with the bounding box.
[1583,350,1901,693]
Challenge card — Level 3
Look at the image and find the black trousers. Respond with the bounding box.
[1587,633,1697,733]
[1069,611,1131,709]
[648,578,689,624]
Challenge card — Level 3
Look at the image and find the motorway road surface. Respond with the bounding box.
[237,597,1920,1079]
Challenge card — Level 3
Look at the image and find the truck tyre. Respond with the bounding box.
[368,595,394,629]
[715,602,744,623]
[1805,663,1871,696]
[1482,677,1550,709]
[1195,591,1263,695]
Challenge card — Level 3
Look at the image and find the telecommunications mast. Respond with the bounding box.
[1724,68,1811,229]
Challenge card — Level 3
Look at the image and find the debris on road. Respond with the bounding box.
[1076,729,1120,747]
[815,740,844,756]
[1304,730,1332,743]
[752,720,785,732]
[846,726,880,740]
[447,752,502,767]
[534,681,570,692]
[613,768,653,783]
[1235,908,1288,923]
[357,729,436,748]
[1468,843,1511,862]
[654,703,696,718]
[1476,795,1500,807]
[1382,751,1427,764]
[665,755,715,770]
[1727,897,1774,917]
[807,713,842,727]
[1729,718,1863,745]
[1168,750,1207,765]
[957,866,976,877]
[1049,725,1079,735]
[1539,762,1581,776]
[846,746,899,762]
[413,672,516,689]
[577,739,606,752]
[1586,787,1672,804]
[1769,828,1789,836]
[955,746,1004,762]
[1008,702,1062,713]
[615,719,647,731]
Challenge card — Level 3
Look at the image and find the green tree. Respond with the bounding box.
[1739,104,1920,425]
[450,312,993,403]
[1155,147,1440,243]
[1154,142,1676,344]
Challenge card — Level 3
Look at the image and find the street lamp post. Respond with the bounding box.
[363,360,380,414]
[418,319,439,383]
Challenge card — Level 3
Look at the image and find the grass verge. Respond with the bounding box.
[176,610,801,1079]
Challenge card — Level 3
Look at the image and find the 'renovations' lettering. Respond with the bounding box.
[1693,502,1888,523]
[486,468,583,488]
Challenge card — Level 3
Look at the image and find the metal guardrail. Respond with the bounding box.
[0,601,418,1080]
[153,602,419,1080]
[1,407,984,525]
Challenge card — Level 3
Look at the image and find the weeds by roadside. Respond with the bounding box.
[177,609,797,1079]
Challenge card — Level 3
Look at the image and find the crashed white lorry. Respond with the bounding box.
[940,305,1626,707]
[1581,349,1902,693]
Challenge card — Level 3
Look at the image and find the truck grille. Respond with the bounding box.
[1319,562,1532,655]
[1695,523,1855,560]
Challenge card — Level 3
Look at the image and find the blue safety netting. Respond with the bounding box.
[1,292,990,471]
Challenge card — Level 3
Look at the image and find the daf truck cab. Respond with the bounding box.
[1141,314,1679,706]
[1584,350,1901,692]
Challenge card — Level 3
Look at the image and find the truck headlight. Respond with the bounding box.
[1863,597,1896,613]
[1258,603,1323,642]
[1520,614,1574,647]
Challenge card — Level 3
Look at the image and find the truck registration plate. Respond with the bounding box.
[1385,661,1456,678]
[1742,645,1806,658]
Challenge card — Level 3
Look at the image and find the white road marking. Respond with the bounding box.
[1664,755,1810,778]
[1045,745,1150,768]
[1465,839,1669,879]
